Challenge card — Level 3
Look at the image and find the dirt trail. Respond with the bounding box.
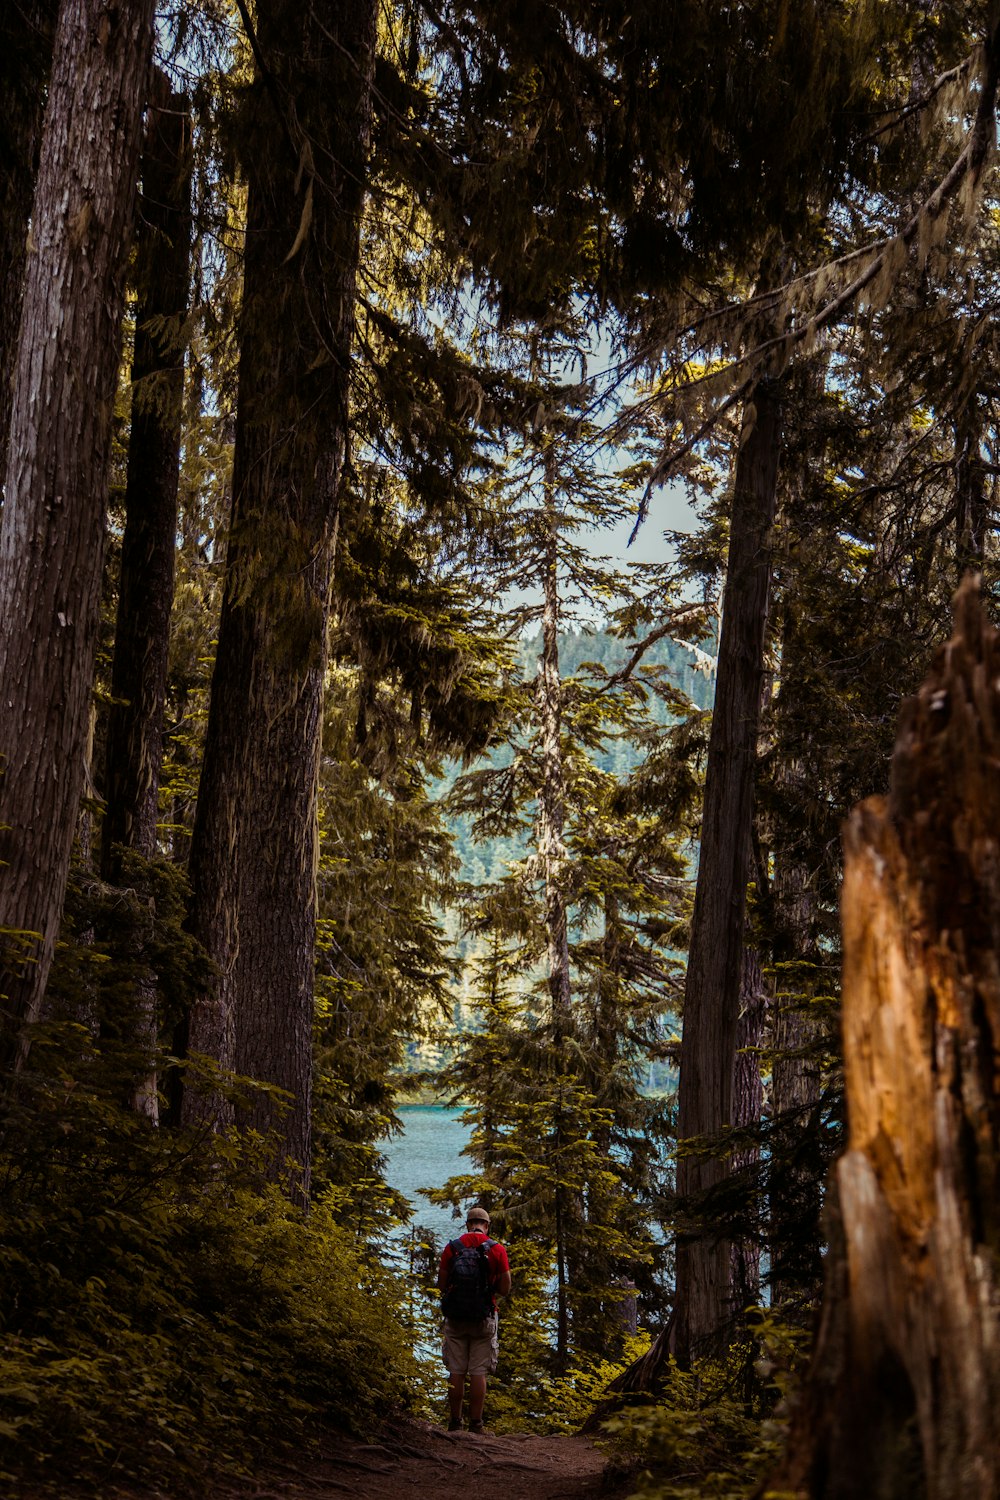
[228,1419,631,1500]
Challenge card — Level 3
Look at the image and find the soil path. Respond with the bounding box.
[227,1419,631,1500]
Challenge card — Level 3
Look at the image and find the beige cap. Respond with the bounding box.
[467,1205,490,1226]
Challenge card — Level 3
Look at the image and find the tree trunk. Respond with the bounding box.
[0,0,57,479]
[769,577,1000,1500]
[0,0,156,1070]
[537,449,573,1024]
[768,593,826,1308]
[100,74,191,1120]
[535,451,573,1361]
[767,846,825,1309]
[180,0,377,1191]
[102,75,191,875]
[954,407,988,579]
[674,379,781,1363]
[730,940,766,1311]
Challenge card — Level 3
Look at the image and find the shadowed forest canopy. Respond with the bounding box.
[3,0,1000,1494]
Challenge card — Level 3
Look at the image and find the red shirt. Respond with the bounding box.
[439,1231,509,1306]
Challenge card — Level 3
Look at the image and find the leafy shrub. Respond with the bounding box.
[599,1312,810,1500]
[0,1024,424,1495]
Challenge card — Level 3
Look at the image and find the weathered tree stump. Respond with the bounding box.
[769,577,1000,1499]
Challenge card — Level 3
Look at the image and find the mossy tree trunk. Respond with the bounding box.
[0,0,156,1071]
[180,0,377,1195]
[769,577,1000,1499]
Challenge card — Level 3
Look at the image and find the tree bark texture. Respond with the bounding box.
[100,74,191,1121]
[731,941,766,1310]
[102,74,191,876]
[181,0,377,1192]
[770,578,1000,1500]
[0,0,156,1069]
[0,0,58,480]
[674,379,781,1362]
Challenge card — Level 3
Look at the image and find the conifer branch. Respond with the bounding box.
[634,7,1000,526]
[600,612,708,686]
[859,53,975,144]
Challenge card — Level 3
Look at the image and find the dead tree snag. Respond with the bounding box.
[769,576,1000,1499]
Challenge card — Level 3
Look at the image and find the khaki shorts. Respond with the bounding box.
[441,1314,499,1376]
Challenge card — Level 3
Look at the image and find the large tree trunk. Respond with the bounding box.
[180,0,377,1192]
[0,0,156,1070]
[102,75,191,875]
[0,0,57,479]
[100,74,191,1120]
[673,379,782,1362]
[769,577,1000,1499]
[768,596,826,1309]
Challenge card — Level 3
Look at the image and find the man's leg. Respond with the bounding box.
[448,1370,465,1424]
[468,1373,487,1424]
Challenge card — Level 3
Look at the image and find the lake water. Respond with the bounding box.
[381,1104,473,1248]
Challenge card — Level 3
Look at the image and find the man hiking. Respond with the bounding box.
[438,1204,511,1433]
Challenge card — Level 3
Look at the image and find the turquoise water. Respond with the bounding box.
[381,1104,473,1248]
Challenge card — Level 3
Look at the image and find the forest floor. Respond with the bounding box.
[213,1417,635,1500]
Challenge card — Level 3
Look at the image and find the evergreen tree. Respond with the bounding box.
[0,0,158,1071]
[433,341,692,1366]
[179,0,379,1191]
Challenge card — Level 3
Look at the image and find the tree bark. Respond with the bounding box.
[769,577,1000,1500]
[730,940,766,1311]
[768,594,826,1308]
[767,846,825,1309]
[674,379,781,1363]
[0,0,156,1070]
[100,74,191,1120]
[954,407,988,579]
[102,75,191,876]
[180,0,377,1192]
[0,0,58,480]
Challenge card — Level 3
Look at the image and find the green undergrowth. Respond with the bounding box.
[486,1242,653,1435]
[0,1025,425,1497]
[599,1313,810,1500]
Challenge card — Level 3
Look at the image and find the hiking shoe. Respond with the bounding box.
[448,1419,462,1432]
[468,1420,485,1434]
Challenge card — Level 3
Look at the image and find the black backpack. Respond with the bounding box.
[441,1237,495,1322]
